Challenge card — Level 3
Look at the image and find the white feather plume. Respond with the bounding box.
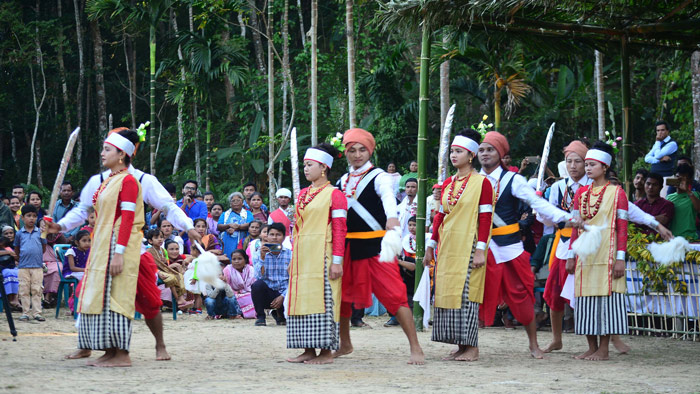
[647,237,690,266]
[187,242,226,289]
[379,229,403,262]
[571,224,606,259]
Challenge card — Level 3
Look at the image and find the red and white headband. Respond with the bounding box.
[585,149,612,166]
[105,133,136,157]
[451,135,480,154]
[304,148,333,168]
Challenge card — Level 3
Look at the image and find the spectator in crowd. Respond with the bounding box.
[0,196,11,228]
[223,249,255,295]
[26,191,47,221]
[63,230,90,281]
[160,218,184,254]
[203,191,216,213]
[190,218,224,260]
[268,188,293,237]
[12,184,25,205]
[503,153,520,173]
[386,162,402,197]
[204,272,241,319]
[426,183,442,231]
[243,182,268,213]
[666,163,700,240]
[666,156,700,194]
[0,230,20,310]
[80,207,96,234]
[218,192,253,259]
[177,180,208,221]
[398,160,418,196]
[397,178,418,238]
[42,232,64,308]
[634,172,674,235]
[13,205,46,322]
[247,224,268,262]
[207,203,224,237]
[251,222,290,326]
[239,220,262,251]
[52,181,79,240]
[194,193,204,202]
[385,216,417,327]
[146,229,188,311]
[632,168,649,203]
[1,196,8,207]
[249,192,268,222]
[9,196,22,230]
[644,120,677,177]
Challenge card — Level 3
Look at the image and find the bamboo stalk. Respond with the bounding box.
[621,36,632,195]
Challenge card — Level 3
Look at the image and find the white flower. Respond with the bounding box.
[336,132,343,139]
[605,130,610,136]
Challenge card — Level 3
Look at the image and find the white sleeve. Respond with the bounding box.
[374,172,398,219]
[141,174,194,231]
[58,174,100,232]
[512,174,571,224]
[628,203,659,228]
[65,248,76,257]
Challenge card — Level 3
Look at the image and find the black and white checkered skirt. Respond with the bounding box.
[432,276,479,347]
[286,264,339,350]
[574,292,628,336]
[78,233,133,351]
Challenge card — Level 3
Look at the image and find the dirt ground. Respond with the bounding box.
[1,311,699,394]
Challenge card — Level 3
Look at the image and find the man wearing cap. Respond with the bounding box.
[268,188,294,237]
[335,128,425,365]
[48,127,200,362]
[478,131,575,359]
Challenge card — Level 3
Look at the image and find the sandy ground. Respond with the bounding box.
[1,310,699,394]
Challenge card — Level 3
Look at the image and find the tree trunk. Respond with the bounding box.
[123,32,137,129]
[296,0,306,47]
[91,21,108,136]
[172,10,185,175]
[267,2,277,206]
[73,0,85,167]
[27,4,47,186]
[35,139,44,189]
[595,50,606,140]
[310,0,318,145]
[692,50,700,181]
[238,13,246,37]
[346,0,357,128]
[282,0,289,133]
[248,0,266,74]
[222,29,236,122]
[494,88,501,131]
[189,6,201,186]
[149,23,157,175]
[56,0,72,137]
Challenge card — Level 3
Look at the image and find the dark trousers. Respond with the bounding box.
[351,304,365,325]
[251,279,283,319]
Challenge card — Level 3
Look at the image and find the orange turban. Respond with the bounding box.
[482,131,509,159]
[563,140,588,161]
[343,128,376,154]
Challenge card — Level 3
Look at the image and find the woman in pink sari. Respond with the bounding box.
[222,249,256,318]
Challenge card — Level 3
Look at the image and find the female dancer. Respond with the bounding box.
[424,129,493,362]
[76,129,144,367]
[566,141,629,361]
[286,143,347,365]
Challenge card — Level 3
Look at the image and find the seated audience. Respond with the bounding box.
[204,272,241,319]
[238,220,262,251]
[0,232,20,310]
[146,229,188,311]
[666,164,700,240]
[207,203,224,237]
[63,230,91,281]
[223,249,255,294]
[251,223,290,326]
[634,172,675,235]
[666,156,700,194]
[632,168,649,203]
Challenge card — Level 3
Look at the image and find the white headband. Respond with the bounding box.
[105,133,136,157]
[451,135,480,154]
[276,188,292,198]
[585,149,612,166]
[304,148,334,169]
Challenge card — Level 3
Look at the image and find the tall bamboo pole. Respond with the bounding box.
[621,36,632,195]
[413,20,430,330]
[594,50,606,140]
[149,24,156,175]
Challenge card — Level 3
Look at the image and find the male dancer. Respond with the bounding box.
[47,127,200,362]
[335,128,424,365]
[477,131,574,359]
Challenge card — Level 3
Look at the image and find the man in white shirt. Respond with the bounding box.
[644,121,678,178]
[397,178,418,238]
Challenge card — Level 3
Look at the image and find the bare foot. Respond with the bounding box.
[612,337,631,354]
[332,344,353,358]
[543,341,563,353]
[94,351,132,367]
[65,349,91,360]
[304,350,334,365]
[155,345,171,361]
[455,346,479,361]
[529,346,545,359]
[584,349,609,361]
[442,349,465,361]
[408,348,425,365]
[87,351,114,366]
[287,349,316,363]
[574,349,596,360]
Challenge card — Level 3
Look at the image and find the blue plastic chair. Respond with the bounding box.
[54,244,79,319]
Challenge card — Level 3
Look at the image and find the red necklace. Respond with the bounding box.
[342,166,373,198]
[581,182,609,219]
[92,168,128,206]
[298,182,330,210]
[447,172,472,207]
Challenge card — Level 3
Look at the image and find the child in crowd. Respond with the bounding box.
[13,205,47,322]
[42,232,64,308]
[0,234,21,310]
[386,216,417,327]
[184,245,208,314]
[64,230,90,281]
[247,224,268,262]
[207,203,224,237]
[146,229,189,311]
[204,271,241,319]
[80,207,96,234]
[160,218,184,254]
[239,220,262,251]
